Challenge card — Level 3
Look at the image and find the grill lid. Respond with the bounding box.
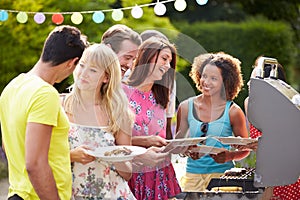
[248,77,300,187]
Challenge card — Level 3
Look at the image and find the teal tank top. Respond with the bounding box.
[186,97,234,174]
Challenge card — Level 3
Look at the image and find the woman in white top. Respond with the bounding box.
[62,43,136,200]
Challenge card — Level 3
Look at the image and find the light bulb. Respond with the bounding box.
[34,13,46,24]
[71,12,83,25]
[0,10,9,22]
[93,11,105,23]
[52,13,64,25]
[154,2,166,16]
[16,12,28,23]
[196,0,208,6]
[174,0,187,12]
[131,5,143,19]
[112,9,123,21]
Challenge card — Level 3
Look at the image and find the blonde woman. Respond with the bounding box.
[62,44,136,200]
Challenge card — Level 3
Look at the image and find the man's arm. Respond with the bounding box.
[25,122,60,200]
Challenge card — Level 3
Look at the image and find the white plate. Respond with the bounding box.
[190,145,226,155]
[85,145,147,162]
[166,137,207,147]
[215,137,257,145]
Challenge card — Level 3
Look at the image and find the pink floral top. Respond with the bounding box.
[68,123,136,200]
[122,84,181,200]
[122,85,166,138]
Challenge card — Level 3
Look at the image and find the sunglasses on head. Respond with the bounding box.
[200,122,209,136]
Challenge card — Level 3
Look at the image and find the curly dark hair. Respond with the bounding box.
[42,25,87,66]
[190,52,244,101]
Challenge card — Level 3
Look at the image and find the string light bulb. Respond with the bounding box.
[131,5,143,19]
[34,12,46,24]
[52,13,64,24]
[112,9,123,21]
[0,10,9,21]
[16,12,28,23]
[92,11,105,23]
[174,0,187,12]
[196,0,208,5]
[71,12,83,24]
[154,2,167,16]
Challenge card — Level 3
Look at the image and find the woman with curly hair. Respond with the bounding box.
[175,52,250,192]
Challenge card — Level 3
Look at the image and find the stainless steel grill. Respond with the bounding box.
[176,168,264,200]
[248,57,300,187]
[177,191,263,200]
[206,168,258,192]
[220,168,255,180]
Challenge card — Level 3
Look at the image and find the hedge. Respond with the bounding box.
[173,18,297,110]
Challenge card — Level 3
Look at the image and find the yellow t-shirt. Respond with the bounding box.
[0,74,72,199]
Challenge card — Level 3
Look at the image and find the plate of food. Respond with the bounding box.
[85,145,147,162]
[165,137,207,147]
[223,167,247,177]
[190,145,227,155]
[215,136,257,145]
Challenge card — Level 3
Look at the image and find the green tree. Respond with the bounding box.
[165,0,300,90]
[0,0,181,162]
[0,0,177,92]
[233,0,300,90]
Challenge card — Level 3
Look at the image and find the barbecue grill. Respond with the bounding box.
[176,168,264,200]
[206,168,257,192]
[248,57,300,187]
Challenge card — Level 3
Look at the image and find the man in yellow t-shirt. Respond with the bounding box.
[0,25,87,200]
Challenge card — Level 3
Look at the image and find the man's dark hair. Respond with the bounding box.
[41,25,87,66]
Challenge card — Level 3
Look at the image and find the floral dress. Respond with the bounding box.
[122,85,181,200]
[68,123,136,200]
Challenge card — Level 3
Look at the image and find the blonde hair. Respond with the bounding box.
[64,43,134,136]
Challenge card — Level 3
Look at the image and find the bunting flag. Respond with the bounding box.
[0,0,208,25]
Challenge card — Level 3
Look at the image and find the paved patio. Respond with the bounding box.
[0,177,8,199]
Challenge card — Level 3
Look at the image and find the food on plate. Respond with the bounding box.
[211,186,243,192]
[224,167,247,176]
[216,136,256,145]
[104,147,133,156]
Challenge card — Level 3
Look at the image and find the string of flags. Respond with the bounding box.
[0,0,208,25]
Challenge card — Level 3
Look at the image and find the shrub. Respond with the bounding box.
[0,160,8,180]
[173,17,297,110]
